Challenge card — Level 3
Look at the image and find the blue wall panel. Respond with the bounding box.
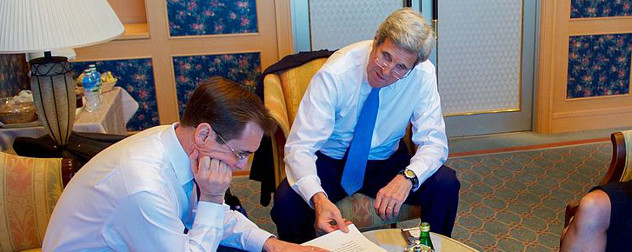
[571,0,632,18]
[167,0,258,36]
[173,53,261,116]
[567,33,632,98]
[0,54,30,98]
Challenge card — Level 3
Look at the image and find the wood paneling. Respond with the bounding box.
[536,0,632,133]
[75,0,293,125]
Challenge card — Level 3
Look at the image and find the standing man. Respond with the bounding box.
[43,77,325,252]
[271,8,460,243]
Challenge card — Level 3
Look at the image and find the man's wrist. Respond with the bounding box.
[263,237,276,251]
[311,192,328,206]
[399,169,419,189]
[199,194,224,204]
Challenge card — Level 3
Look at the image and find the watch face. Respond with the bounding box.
[404,169,415,178]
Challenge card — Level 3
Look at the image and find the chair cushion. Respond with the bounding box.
[0,152,63,252]
[279,57,328,126]
[264,74,291,137]
[336,193,421,230]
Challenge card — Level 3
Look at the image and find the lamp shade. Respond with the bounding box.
[0,0,124,53]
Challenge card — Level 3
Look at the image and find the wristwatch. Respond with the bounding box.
[399,169,419,189]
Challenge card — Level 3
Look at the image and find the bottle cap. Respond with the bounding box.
[419,222,430,232]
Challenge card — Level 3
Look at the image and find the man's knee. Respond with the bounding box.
[271,179,295,218]
[434,165,461,194]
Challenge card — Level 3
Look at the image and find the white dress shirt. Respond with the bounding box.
[43,124,272,252]
[284,40,448,206]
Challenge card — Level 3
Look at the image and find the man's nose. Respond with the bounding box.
[380,63,395,75]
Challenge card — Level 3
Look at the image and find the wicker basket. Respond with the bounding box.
[100,79,117,93]
[0,98,38,124]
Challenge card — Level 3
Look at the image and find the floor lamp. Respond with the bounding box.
[0,0,124,146]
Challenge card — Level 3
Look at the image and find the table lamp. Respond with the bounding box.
[0,0,124,146]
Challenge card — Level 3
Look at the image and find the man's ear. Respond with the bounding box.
[194,123,215,145]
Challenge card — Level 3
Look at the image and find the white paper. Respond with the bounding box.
[302,224,387,252]
[402,227,421,238]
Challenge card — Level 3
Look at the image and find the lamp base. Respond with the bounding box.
[29,55,76,146]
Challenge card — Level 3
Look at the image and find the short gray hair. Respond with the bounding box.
[375,8,435,64]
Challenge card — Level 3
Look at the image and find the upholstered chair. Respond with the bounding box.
[264,55,421,230]
[0,152,73,251]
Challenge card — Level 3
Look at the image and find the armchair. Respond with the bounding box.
[263,55,421,230]
[0,152,73,252]
[562,131,632,237]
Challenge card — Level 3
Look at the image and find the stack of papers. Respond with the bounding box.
[302,224,386,252]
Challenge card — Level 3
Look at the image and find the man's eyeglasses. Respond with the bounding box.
[374,52,412,80]
[212,129,250,161]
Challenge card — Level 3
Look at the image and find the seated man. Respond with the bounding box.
[560,181,632,252]
[43,77,324,252]
[271,8,460,243]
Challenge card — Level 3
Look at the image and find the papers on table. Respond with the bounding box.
[302,224,386,252]
[402,227,421,238]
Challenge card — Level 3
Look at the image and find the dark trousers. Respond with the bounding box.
[271,147,460,243]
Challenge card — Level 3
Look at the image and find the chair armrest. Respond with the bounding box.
[564,199,580,228]
[61,158,75,187]
[600,132,626,185]
[264,74,291,138]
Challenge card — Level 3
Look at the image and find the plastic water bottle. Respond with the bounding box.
[82,69,100,112]
[88,64,102,94]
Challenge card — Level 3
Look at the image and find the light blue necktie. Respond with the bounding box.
[183,179,196,231]
[340,87,381,195]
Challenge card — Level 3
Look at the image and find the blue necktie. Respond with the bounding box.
[340,87,381,195]
[183,179,196,232]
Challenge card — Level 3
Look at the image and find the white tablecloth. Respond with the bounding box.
[0,87,138,151]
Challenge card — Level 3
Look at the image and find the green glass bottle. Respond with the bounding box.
[419,222,434,251]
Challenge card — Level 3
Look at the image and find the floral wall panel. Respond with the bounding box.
[167,0,258,36]
[571,0,632,18]
[173,53,261,116]
[567,33,632,98]
[70,58,159,131]
[0,54,30,98]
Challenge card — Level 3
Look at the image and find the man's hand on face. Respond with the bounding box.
[374,174,412,221]
[189,149,232,204]
[263,237,329,252]
[311,193,351,234]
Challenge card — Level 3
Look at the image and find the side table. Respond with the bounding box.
[362,228,479,252]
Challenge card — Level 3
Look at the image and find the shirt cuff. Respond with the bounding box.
[293,175,326,209]
[243,229,275,252]
[405,166,426,192]
[193,201,227,228]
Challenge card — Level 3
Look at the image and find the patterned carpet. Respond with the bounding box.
[230,141,611,251]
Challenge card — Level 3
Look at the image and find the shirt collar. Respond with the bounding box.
[161,123,194,186]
